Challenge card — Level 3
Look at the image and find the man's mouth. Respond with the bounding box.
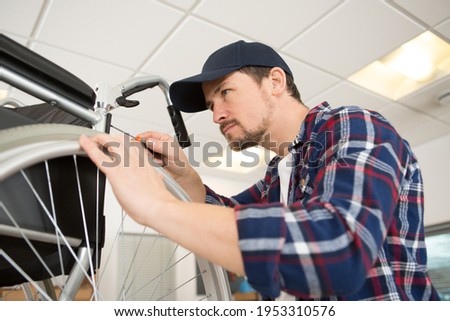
[222,124,234,135]
[220,121,238,136]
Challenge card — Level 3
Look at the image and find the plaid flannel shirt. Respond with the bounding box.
[205,102,440,300]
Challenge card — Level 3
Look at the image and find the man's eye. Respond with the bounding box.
[222,89,230,96]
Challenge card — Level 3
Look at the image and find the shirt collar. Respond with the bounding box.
[287,101,331,152]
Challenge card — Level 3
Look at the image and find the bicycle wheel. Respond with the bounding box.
[0,124,231,301]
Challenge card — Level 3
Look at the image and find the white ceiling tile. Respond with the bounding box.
[307,81,391,111]
[0,0,44,37]
[378,103,432,136]
[442,112,450,125]
[31,42,133,90]
[399,76,450,119]
[401,119,450,147]
[435,18,450,40]
[284,0,425,77]
[141,17,241,82]
[193,0,342,47]
[391,0,450,27]
[160,0,197,11]
[283,56,340,102]
[35,0,184,69]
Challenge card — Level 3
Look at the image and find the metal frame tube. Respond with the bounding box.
[0,67,102,125]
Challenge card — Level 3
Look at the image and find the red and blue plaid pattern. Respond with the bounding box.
[205,102,440,300]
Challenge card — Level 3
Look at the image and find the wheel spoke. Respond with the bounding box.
[0,124,230,301]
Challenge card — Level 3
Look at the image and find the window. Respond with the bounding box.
[425,223,450,300]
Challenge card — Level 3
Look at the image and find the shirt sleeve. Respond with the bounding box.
[204,179,266,207]
[236,107,411,299]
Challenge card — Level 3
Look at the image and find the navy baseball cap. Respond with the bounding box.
[169,40,293,113]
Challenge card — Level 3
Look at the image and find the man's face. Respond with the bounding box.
[202,71,274,151]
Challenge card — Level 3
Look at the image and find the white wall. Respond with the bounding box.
[201,173,252,198]
[413,133,450,227]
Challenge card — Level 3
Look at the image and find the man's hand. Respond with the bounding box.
[78,133,244,275]
[137,131,206,203]
[79,134,176,226]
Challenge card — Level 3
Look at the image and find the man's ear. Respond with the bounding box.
[269,67,287,96]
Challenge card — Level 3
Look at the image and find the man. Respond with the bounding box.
[80,40,440,300]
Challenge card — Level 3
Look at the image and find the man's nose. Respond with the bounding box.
[212,103,228,124]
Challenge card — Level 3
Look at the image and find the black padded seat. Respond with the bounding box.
[0,34,96,110]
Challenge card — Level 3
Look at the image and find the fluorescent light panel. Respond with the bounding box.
[348,32,450,100]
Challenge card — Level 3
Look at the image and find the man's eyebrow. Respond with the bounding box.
[205,82,227,110]
[213,82,225,95]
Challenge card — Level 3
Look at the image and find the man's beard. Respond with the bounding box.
[221,118,270,152]
[220,94,274,152]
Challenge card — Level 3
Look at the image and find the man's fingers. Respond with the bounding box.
[79,134,115,172]
[137,131,180,159]
[138,131,174,143]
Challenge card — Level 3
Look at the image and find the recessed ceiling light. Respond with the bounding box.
[348,31,450,100]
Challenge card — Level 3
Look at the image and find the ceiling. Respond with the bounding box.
[1,0,450,181]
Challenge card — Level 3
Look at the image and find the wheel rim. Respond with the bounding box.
[0,124,231,301]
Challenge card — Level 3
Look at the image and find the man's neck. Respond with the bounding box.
[261,101,309,157]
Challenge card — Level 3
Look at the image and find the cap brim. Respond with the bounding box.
[169,66,240,113]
